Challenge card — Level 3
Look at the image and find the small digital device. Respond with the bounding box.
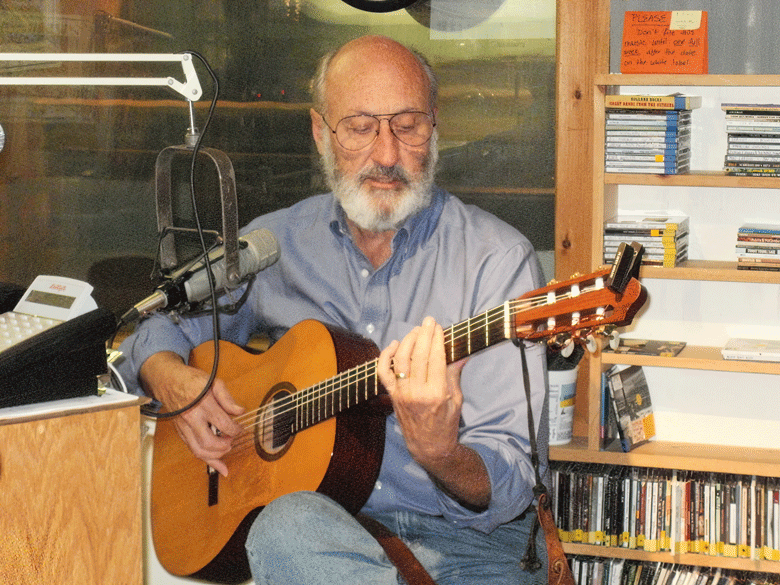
[0,276,115,409]
[13,274,98,320]
[1,275,98,352]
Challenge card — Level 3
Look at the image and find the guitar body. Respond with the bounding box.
[150,320,388,583]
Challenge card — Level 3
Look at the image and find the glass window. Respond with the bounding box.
[0,0,555,317]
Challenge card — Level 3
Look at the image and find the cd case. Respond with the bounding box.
[721,338,780,363]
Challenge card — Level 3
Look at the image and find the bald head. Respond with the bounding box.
[312,35,437,116]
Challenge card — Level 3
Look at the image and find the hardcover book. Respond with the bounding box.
[611,338,687,357]
[605,214,689,233]
[606,365,656,452]
[721,338,780,363]
[606,93,702,111]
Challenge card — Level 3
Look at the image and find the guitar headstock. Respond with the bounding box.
[513,243,647,353]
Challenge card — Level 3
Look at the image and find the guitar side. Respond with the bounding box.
[150,320,387,583]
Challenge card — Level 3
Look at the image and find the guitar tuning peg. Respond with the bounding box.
[560,338,575,358]
[585,333,598,353]
[547,333,570,352]
[608,329,620,350]
[546,278,559,286]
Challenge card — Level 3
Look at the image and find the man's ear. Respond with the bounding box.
[310,108,326,156]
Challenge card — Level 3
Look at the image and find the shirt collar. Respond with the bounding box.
[327,186,445,260]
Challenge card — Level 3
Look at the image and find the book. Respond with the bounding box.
[607,109,692,120]
[605,233,688,246]
[607,146,691,156]
[605,214,689,233]
[722,103,780,113]
[611,338,687,357]
[737,233,780,243]
[721,338,780,363]
[606,248,687,268]
[738,223,780,235]
[736,245,780,256]
[606,365,656,452]
[605,163,690,175]
[606,93,702,111]
[620,11,708,74]
[607,118,691,129]
[725,169,780,177]
[606,129,691,138]
[605,245,687,261]
[606,153,688,163]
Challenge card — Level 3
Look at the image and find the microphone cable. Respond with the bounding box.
[141,49,224,420]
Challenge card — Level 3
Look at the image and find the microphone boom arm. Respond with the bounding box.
[0,52,202,101]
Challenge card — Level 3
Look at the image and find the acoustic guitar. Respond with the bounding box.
[150,247,647,583]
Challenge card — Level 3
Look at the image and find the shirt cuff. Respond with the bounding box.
[434,440,534,534]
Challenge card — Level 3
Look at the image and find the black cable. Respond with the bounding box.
[142,50,222,420]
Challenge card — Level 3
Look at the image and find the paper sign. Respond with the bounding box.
[621,11,708,74]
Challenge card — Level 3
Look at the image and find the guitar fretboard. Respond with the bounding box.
[287,303,517,435]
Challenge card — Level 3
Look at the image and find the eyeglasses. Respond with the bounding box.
[321,111,436,151]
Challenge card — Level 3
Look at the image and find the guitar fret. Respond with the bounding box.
[295,391,301,433]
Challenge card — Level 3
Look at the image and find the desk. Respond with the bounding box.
[0,391,147,584]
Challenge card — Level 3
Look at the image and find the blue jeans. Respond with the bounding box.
[245,491,548,585]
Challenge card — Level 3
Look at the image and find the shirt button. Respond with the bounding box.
[366,324,375,335]
[375,480,382,490]
[361,268,370,278]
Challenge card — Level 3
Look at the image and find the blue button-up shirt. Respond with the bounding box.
[117,186,548,534]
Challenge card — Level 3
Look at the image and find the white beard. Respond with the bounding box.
[321,133,438,232]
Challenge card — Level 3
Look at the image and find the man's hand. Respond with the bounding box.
[140,351,245,477]
[378,317,491,510]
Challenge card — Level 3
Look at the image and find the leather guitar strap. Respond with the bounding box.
[352,342,575,585]
[356,513,437,585]
[516,340,576,585]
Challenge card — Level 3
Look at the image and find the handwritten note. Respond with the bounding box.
[621,11,708,74]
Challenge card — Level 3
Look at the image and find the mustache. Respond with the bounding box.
[358,164,412,185]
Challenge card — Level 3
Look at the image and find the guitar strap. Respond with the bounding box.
[515,340,576,585]
[354,343,576,585]
[356,513,437,585]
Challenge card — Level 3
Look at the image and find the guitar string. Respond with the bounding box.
[221,283,609,453]
[222,283,609,452]
[226,294,541,431]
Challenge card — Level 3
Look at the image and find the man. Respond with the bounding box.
[117,35,549,584]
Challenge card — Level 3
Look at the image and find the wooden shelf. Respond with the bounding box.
[605,170,780,189]
[561,543,780,574]
[595,73,780,87]
[549,437,780,477]
[638,261,780,283]
[601,345,780,374]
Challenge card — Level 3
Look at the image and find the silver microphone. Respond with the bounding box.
[121,228,279,323]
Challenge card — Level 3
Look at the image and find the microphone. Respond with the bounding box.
[121,228,279,323]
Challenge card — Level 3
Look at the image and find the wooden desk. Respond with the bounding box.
[0,391,147,584]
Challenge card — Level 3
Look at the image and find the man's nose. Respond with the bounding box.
[370,118,401,168]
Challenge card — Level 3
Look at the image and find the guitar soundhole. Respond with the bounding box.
[254,381,296,461]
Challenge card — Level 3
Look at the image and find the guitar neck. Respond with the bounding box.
[291,267,646,435]
[293,304,514,434]
[444,302,514,364]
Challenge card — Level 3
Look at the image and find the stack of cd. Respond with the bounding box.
[723,103,780,177]
[735,223,780,272]
[604,94,699,175]
[604,214,689,267]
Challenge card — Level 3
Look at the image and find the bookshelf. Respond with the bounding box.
[554,0,780,575]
